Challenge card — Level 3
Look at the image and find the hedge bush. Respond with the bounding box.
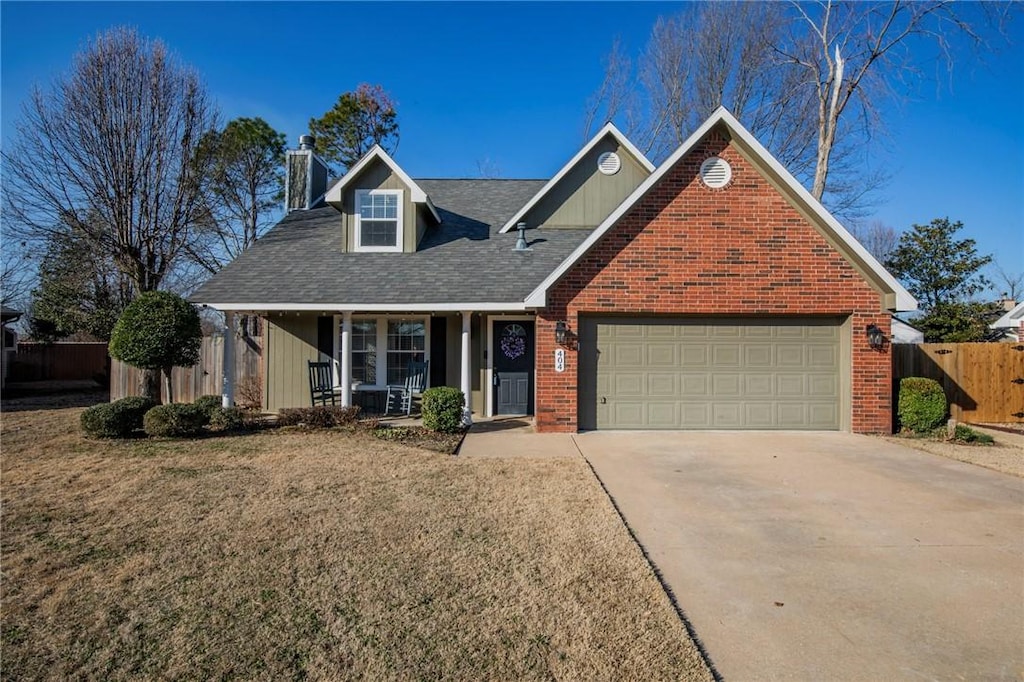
[208,406,246,431]
[277,405,361,429]
[421,387,465,433]
[898,377,947,433]
[193,395,224,422]
[952,424,995,445]
[81,396,158,438]
[143,403,208,438]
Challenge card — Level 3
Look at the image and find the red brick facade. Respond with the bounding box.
[533,132,892,434]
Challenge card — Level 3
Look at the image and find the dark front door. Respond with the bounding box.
[493,320,534,415]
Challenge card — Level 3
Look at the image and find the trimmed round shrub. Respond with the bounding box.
[208,406,245,431]
[81,396,158,438]
[421,387,465,433]
[193,394,224,423]
[898,377,947,433]
[108,291,202,403]
[143,403,207,438]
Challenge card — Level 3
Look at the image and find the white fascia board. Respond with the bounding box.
[196,302,531,313]
[498,122,656,234]
[990,300,1024,328]
[324,145,439,221]
[525,107,918,313]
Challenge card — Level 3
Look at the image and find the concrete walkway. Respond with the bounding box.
[458,417,578,458]
[576,431,1024,681]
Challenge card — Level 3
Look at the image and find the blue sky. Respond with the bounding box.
[3,1,1022,288]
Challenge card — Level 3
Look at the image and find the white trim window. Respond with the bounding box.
[386,319,426,385]
[355,189,403,252]
[351,319,378,385]
[341,316,427,388]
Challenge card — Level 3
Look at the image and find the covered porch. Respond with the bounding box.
[217,307,539,424]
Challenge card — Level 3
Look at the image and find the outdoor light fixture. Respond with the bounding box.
[866,323,886,350]
[554,321,569,346]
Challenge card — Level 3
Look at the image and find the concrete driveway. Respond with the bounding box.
[575,431,1024,681]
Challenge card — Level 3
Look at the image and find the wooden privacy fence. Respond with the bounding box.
[892,343,1024,423]
[10,342,109,381]
[111,334,261,404]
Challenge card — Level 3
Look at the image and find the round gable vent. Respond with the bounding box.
[699,156,732,188]
[597,151,621,175]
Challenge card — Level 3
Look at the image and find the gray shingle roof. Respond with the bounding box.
[189,179,591,307]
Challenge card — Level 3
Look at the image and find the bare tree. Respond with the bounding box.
[775,1,995,201]
[585,3,816,170]
[991,263,1024,302]
[848,219,899,263]
[2,27,218,295]
[475,157,503,179]
[1,239,34,311]
[586,1,1007,215]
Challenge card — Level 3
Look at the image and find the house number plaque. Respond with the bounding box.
[554,348,566,373]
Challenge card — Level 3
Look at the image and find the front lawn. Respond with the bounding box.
[1,402,712,680]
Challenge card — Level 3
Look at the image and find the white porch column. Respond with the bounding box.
[461,310,473,426]
[340,311,353,408]
[221,312,235,408]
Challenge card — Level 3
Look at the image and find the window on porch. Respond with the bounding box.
[351,320,377,384]
[342,317,426,388]
[386,319,426,385]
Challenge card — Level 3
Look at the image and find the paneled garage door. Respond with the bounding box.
[583,318,843,430]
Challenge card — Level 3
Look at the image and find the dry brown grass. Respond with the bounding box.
[882,434,1023,478]
[1,402,712,681]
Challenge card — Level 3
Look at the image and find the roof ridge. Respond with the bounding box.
[414,177,547,182]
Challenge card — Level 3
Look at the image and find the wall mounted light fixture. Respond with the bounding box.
[554,321,569,346]
[866,323,886,350]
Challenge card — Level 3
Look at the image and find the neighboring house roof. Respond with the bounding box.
[189,179,592,311]
[523,107,917,312]
[1,307,23,324]
[324,145,441,223]
[990,301,1024,329]
[497,122,655,234]
[891,316,924,344]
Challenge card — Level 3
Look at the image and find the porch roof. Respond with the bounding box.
[189,179,592,310]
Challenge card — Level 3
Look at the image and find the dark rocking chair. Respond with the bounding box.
[308,360,338,406]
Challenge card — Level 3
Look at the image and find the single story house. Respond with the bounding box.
[990,300,1024,342]
[191,108,916,433]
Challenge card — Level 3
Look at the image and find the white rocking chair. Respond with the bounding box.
[385,360,429,416]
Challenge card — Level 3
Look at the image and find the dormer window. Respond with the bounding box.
[355,189,403,252]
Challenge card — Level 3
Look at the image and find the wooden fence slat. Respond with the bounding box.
[110,333,261,404]
[10,342,109,381]
[892,343,1024,424]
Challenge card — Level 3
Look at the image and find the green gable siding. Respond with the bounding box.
[526,135,650,230]
[265,313,319,412]
[339,159,418,252]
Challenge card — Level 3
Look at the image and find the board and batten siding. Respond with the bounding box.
[339,160,419,253]
[265,313,320,412]
[525,136,650,230]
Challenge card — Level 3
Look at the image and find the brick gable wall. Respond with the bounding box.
[534,132,892,433]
